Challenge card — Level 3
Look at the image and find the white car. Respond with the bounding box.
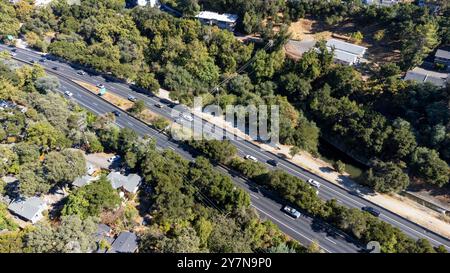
[9,52,17,57]
[64,91,73,97]
[244,155,258,162]
[96,83,105,89]
[307,179,321,189]
[107,155,120,163]
[181,113,193,122]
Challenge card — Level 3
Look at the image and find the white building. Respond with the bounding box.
[404,68,449,87]
[107,172,142,194]
[8,197,47,224]
[9,0,53,6]
[326,39,368,66]
[195,11,238,31]
[363,0,401,6]
[131,0,160,7]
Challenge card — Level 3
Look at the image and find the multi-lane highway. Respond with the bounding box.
[2,44,449,252]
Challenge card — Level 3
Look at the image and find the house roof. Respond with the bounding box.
[107,172,128,190]
[106,172,142,193]
[404,71,448,87]
[326,39,367,57]
[107,232,138,253]
[123,174,142,193]
[196,11,238,23]
[404,71,427,82]
[94,224,113,242]
[435,49,450,60]
[424,75,448,87]
[8,196,46,222]
[329,48,359,64]
[73,175,95,188]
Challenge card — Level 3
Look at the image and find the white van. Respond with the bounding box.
[244,155,258,162]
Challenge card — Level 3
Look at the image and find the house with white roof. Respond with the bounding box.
[72,175,96,188]
[363,0,402,6]
[326,39,368,66]
[8,196,47,224]
[128,0,160,7]
[106,172,142,194]
[404,68,449,87]
[195,11,238,31]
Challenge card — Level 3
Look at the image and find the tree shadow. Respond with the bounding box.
[310,218,365,252]
[336,174,376,197]
[3,180,21,200]
[319,166,334,173]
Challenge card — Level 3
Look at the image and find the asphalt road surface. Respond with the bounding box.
[3,44,449,252]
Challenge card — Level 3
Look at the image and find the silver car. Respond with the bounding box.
[283,205,301,218]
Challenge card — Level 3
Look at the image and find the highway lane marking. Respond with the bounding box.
[55,91,102,116]
[251,205,332,253]
[50,82,341,252]
[279,161,364,203]
[235,131,450,247]
[278,162,366,207]
[230,133,368,208]
[326,237,337,245]
[168,146,175,151]
[249,193,260,200]
[13,49,449,248]
[380,215,450,248]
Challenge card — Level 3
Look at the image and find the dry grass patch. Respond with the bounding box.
[72,80,134,110]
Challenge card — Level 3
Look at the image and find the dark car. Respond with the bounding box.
[112,110,121,117]
[362,206,381,217]
[52,66,59,71]
[39,58,46,62]
[155,103,164,108]
[350,189,362,196]
[282,205,301,219]
[267,159,278,167]
[29,59,36,63]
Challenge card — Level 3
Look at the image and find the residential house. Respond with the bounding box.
[8,196,47,224]
[72,162,99,188]
[326,39,368,66]
[107,172,142,194]
[195,11,238,31]
[435,49,450,69]
[9,0,54,6]
[404,69,449,87]
[72,175,95,188]
[363,0,409,6]
[106,231,139,253]
[94,224,115,253]
[127,0,160,8]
